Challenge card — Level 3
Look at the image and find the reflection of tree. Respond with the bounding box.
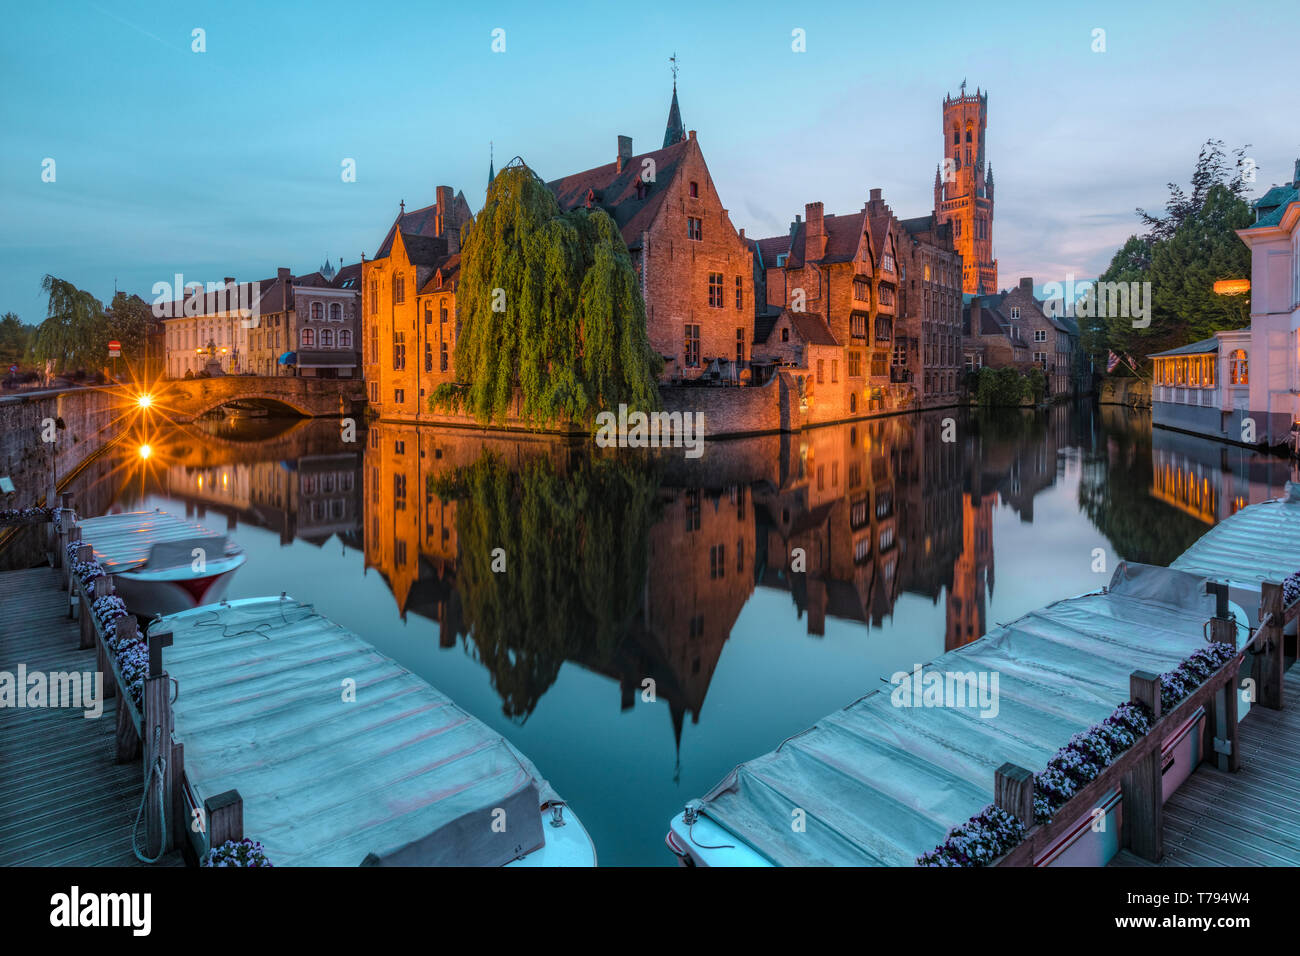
[431,453,660,721]
[1078,422,1205,565]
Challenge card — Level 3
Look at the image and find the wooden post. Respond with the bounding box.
[994,763,1035,828]
[53,493,73,571]
[143,627,176,858]
[81,573,109,650]
[1122,670,1163,862]
[171,741,187,850]
[1256,582,1285,711]
[69,543,91,618]
[115,693,140,763]
[65,527,81,592]
[205,790,244,853]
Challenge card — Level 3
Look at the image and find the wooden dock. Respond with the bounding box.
[0,566,181,866]
[1111,664,1300,867]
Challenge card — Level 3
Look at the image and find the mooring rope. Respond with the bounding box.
[131,724,168,864]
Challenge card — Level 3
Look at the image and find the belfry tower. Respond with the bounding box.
[934,84,997,295]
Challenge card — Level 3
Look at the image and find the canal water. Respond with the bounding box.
[51,402,1296,865]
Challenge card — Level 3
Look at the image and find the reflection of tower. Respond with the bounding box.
[945,491,995,650]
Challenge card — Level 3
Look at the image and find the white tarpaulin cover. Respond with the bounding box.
[693,563,1235,866]
[161,597,562,866]
[1172,482,1300,589]
[77,510,229,572]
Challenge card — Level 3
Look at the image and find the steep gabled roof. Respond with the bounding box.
[757,309,839,347]
[547,139,692,250]
[331,262,363,290]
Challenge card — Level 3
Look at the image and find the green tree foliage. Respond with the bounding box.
[975,366,1029,406]
[1026,365,1047,404]
[1090,140,1253,366]
[434,162,662,426]
[106,292,154,362]
[429,452,660,720]
[33,275,108,373]
[0,313,35,367]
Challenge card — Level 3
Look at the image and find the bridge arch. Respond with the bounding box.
[157,376,365,423]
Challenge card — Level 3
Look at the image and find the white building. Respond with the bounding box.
[1150,161,1300,449]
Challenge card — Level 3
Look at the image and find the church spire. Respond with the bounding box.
[488,141,495,190]
[663,52,685,148]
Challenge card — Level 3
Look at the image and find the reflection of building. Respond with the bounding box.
[162,449,361,546]
[945,492,993,650]
[1150,426,1293,523]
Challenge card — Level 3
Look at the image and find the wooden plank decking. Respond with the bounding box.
[0,566,182,866]
[1111,665,1300,867]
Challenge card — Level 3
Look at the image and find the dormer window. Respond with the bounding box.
[776,253,788,267]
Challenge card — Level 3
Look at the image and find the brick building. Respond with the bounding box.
[934,86,997,295]
[547,87,754,383]
[963,278,1078,397]
[899,214,964,407]
[749,189,915,422]
[361,186,472,419]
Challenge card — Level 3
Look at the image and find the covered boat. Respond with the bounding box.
[158,596,596,866]
[75,510,245,619]
[1172,480,1300,627]
[666,563,1248,867]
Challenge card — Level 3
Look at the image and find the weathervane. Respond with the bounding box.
[960,77,967,95]
[670,51,679,88]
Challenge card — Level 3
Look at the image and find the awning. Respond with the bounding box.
[296,350,358,369]
[277,351,297,365]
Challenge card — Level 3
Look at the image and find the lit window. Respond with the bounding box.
[1230,349,1248,385]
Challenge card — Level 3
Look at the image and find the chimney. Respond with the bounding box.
[1019,277,1034,295]
[616,135,633,173]
[805,202,826,261]
[224,276,236,286]
[435,185,452,235]
[790,214,801,240]
[870,188,882,202]
[279,267,291,314]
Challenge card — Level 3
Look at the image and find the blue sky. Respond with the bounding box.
[1,0,1293,323]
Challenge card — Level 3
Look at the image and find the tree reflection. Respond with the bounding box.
[431,452,660,721]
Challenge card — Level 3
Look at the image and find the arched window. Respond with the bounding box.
[311,302,323,320]
[300,328,314,348]
[340,329,352,348]
[320,328,334,348]
[1230,349,1249,385]
[952,127,959,145]
[329,302,342,321]
[965,125,973,143]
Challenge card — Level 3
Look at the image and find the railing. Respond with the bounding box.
[993,579,1292,865]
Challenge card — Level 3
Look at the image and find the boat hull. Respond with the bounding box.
[113,554,246,620]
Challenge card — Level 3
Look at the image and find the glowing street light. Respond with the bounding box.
[138,444,153,460]
[1213,278,1250,296]
[136,393,153,409]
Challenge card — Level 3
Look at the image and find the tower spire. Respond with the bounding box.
[488,141,495,189]
[663,53,685,148]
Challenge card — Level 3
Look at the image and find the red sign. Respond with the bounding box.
[107,340,121,350]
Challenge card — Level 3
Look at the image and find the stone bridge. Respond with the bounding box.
[157,376,367,422]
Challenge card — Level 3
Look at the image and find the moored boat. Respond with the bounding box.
[667,562,1250,867]
[74,510,246,620]
[156,596,597,866]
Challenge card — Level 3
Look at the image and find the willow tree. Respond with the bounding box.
[33,275,107,372]
[434,161,662,426]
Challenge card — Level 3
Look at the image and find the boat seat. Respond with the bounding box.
[141,536,228,571]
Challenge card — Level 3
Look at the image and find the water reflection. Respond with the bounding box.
[49,401,1294,863]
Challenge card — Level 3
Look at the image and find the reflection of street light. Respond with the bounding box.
[1213,279,1250,296]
